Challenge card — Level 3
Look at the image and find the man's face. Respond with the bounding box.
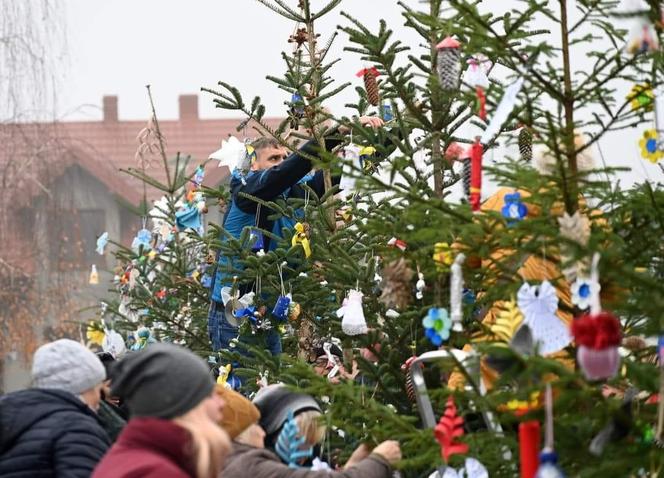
[251,146,288,171]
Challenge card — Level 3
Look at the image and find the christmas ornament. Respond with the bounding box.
[481,73,527,143]
[359,145,379,174]
[462,157,471,199]
[209,136,249,171]
[102,329,126,358]
[463,55,490,121]
[433,242,454,271]
[289,93,305,129]
[571,312,622,380]
[272,295,291,322]
[387,236,407,251]
[96,232,109,255]
[434,396,469,461]
[422,308,452,347]
[249,228,265,253]
[402,356,418,403]
[535,384,565,478]
[491,300,524,343]
[272,262,291,322]
[557,211,591,282]
[435,37,462,91]
[131,327,155,351]
[501,192,528,224]
[571,254,622,380]
[416,271,426,300]
[469,140,483,212]
[626,16,659,55]
[131,228,152,253]
[444,142,464,163]
[291,222,311,257]
[337,289,367,336]
[89,265,99,285]
[275,410,313,468]
[519,127,533,162]
[339,144,361,192]
[639,129,663,163]
[175,205,202,232]
[438,458,489,478]
[289,301,301,321]
[382,104,393,121]
[379,258,414,310]
[450,253,465,332]
[356,67,381,106]
[517,280,571,355]
[86,322,105,346]
[570,277,600,311]
[519,420,541,478]
[192,165,205,187]
[627,83,655,112]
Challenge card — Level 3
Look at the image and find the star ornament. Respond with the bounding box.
[422,307,452,346]
[639,129,664,163]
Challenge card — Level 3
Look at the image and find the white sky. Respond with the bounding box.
[57,0,663,187]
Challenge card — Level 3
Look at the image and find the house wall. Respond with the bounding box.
[2,164,127,393]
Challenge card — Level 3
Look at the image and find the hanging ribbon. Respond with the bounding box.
[292,222,311,257]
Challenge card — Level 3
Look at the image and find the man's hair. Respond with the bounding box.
[250,137,281,151]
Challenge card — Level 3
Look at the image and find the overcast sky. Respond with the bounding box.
[57,0,662,187]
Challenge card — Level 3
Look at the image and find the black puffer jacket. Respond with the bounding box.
[0,388,111,478]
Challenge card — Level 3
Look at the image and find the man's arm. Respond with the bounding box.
[236,136,343,211]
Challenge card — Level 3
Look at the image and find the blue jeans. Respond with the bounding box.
[207,301,282,356]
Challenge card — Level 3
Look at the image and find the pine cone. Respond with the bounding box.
[401,356,417,403]
[518,127,532,162]
[437,48,461,91]
[363,69,380,106]
[379,258,414,310]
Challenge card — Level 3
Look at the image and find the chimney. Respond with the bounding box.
[102,95,118,122]
[179,94,199,121]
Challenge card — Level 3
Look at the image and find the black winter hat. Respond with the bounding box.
[252,384,321,437]
[110,343,214,419]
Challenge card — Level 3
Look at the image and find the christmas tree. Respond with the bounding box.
[104,1,664,476]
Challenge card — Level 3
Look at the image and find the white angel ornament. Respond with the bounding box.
[516,280,571,355]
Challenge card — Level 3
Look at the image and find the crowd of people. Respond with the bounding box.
[0,339,401,478]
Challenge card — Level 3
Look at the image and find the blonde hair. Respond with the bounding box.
[173,403,231,478]
[295,410,326,446]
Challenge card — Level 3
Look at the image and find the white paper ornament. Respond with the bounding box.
[516,280,571,355]
[209,136,248,170]
[337,289,368,335]
[339,144,361,192]
[102,330,127,358]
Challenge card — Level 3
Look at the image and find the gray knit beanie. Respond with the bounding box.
[110,343,214,419]
[31,339,107,395]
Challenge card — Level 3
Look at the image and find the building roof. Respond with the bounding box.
[1,94,284,206]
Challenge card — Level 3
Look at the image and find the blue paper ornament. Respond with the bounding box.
[422,307,452,346]
[175,206,202,232]
[501,192,528,224]
[132,228,152,252]
[272,295,291,321]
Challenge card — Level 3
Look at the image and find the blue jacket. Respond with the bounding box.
[0,388,111,478]
[211,137,341,303]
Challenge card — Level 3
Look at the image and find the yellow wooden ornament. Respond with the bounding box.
[490,299,524,343]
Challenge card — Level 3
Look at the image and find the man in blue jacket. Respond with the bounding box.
[208,117,384,354]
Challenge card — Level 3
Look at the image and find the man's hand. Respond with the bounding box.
[339,116,385,134]
[372,440,402,465]
[344,443,370,469]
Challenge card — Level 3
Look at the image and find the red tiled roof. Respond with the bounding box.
[1,95,284,205]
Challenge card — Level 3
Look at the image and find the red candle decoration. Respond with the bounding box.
[469,139,483,212]
[519,420,541,478]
